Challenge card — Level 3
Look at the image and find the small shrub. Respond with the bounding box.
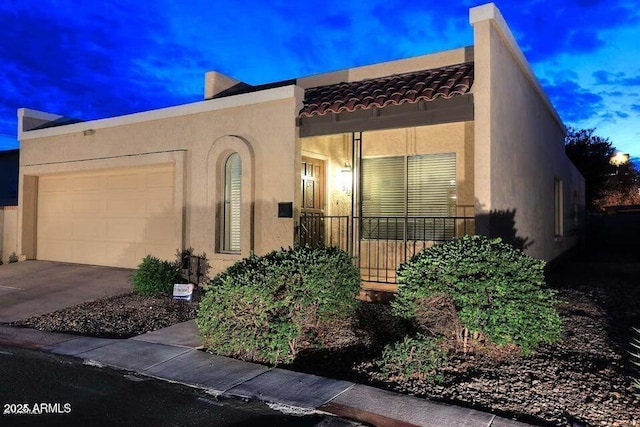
[131,255,182,295]
[196,246,361,365]
[393,235,561,354]
[8,252,18,263]
[375,334,447,382]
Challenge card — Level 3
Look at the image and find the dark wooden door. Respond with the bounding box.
[300,157,325,247]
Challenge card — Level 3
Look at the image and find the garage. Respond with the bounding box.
[36,164,179,268]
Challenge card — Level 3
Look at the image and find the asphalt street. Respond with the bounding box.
[0,344,355,427]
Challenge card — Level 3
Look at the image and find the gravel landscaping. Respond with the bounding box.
[11,289,202,338]
[6,249,640,426]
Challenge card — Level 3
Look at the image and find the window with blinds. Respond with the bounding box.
[223,153,241,252]
[361,153,457,240]
[554,179,563,237]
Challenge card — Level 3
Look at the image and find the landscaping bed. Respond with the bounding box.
[6,250,640,426]
[10,289,202,338]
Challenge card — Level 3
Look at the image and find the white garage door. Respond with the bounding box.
[37,164,179,268]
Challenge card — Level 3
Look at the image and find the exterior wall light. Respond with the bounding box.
[338,163,352,195]
[83,129,96,136]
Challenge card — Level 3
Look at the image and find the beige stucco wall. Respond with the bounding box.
[1,206,18,263]
[471,5,585,261]
[18,87,303,275]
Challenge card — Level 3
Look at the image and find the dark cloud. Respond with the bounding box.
[593,71,622,85]
[1,0,639,156]
[320,13,352,29]
[0,0,204,141]
[593,71,640,86]
[500,0,640,62]
[540,77,604,122]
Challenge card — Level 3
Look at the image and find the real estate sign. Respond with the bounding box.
[173,283,194,301]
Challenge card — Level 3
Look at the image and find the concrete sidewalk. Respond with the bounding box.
[0,321,535,427]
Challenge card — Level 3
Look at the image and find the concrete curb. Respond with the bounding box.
[0,324,536,427]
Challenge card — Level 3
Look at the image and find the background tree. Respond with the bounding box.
[565,128,640,211]
[595,160,640,210]
[565,128,615,210]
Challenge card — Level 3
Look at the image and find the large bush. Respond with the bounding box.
[132,255,183,295]
[393,235,561,354]
[196,246,361,365]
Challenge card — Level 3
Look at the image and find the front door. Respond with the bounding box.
[300,156,325,247]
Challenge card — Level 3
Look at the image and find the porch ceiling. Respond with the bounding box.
[299,62,474,118]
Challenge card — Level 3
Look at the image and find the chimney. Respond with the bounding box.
[204,71,242,99]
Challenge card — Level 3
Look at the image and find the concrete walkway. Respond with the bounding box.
[0,261,133,322]
[0,321,534,427]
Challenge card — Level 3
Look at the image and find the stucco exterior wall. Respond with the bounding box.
[471,5,585,260]
[1,206,18,263]
[18,87,303,275]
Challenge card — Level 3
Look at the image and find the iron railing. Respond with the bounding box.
[298,214,475,284]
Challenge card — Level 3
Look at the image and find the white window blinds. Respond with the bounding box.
[361,153,456,240]
[408,153,457,217]
[223,153,241,252]
[361,156,405,217]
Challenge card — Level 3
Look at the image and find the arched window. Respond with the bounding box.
[223,153,241,252]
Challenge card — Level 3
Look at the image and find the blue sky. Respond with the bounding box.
[1,0,639,160]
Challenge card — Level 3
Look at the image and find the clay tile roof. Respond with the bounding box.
[299,62,473,118]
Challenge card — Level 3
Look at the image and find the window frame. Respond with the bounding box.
[554,178,564,238]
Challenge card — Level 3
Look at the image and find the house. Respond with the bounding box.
[15,3,584,290]
[0,148,19,263]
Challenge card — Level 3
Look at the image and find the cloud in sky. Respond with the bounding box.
[540,76,605,122]
[506,0,639,62]
[0,0,639,156]
[593,71,640,86]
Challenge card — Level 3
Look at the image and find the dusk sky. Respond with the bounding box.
[1,0,639,161]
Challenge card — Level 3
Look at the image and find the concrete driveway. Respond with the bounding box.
[0,261,133,323]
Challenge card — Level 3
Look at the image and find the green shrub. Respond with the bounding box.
[8,252,18,263]
[196,246,361,365]
[376,334,447,382]
[131,255,182,295]
[393,235,561,354]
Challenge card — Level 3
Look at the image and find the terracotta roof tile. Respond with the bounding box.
[300,62,474,118]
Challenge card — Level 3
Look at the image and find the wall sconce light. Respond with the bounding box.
[338,163,352,195]
[83,129,96,136]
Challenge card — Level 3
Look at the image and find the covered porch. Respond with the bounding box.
[294,62,476,291]
[296,125,475,291]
